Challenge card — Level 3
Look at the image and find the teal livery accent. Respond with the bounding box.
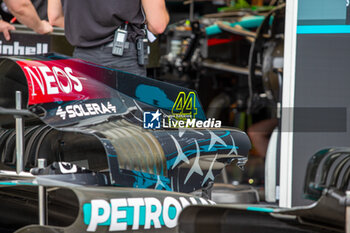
[166,130,231,158]
[135,85,174,111]
[135,85,206,120]
[83,203,177,226]
[297,25,350,34]
[246,206,275,213]
[0,181,36,186]
[130,171,171,191]
[206,16,274,36]
[166,130,239,168]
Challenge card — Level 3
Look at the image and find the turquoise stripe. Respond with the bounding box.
[165,130,230,157]
[297,25,350,34]
[246,206,274,213]
[0,181,36,186]
[205,15,272,36]
[0,182,19,186]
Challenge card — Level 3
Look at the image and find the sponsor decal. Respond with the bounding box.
[84,196,215,232]
[171,91,197,120]
[143,110,161,129]
[143,111,221,129]
[56,101,117,120]
[23,65,83,96]
[0,41,48,55]
[17,59,113,105]
[163,117,221,128]
[143,92,221,129]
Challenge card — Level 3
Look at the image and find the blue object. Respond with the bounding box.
[143,111,161,129]
[246,206,275,213]
[206,15,273,36]
[297,25,350,34]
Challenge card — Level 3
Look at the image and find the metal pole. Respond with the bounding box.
[15,91,24,174]
[190,0,194,21]
[346,191,350,233]
[221,167,229,184]
[38,158,47,225]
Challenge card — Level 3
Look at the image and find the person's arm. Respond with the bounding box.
[48,0,64,28]
[0,20,15,41]
[4,0,52,34]
[141,0,169,35]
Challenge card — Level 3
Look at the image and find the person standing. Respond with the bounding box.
[48,0,169,76]
[0,0,52,41]
[0,19,14,41]
[4,0,52,35]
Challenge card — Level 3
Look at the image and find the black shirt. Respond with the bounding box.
[61,0,145,47]
[32,0,47,20]
[0,0,47,22]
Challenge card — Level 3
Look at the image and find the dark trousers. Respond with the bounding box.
[73,43,147,76]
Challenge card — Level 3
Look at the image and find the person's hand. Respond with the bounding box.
[0,20,15,41]
[36,20,53,34]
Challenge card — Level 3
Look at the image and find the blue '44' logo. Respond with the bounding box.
[143,110,161,129]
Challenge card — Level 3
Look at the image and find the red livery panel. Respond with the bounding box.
[17,59,114,105]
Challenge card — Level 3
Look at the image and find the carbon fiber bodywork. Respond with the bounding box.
[178,147,350,233]
[0,54,251,232]
[0,181,213,233]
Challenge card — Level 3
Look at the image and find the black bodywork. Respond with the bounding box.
[0,54,251,232]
